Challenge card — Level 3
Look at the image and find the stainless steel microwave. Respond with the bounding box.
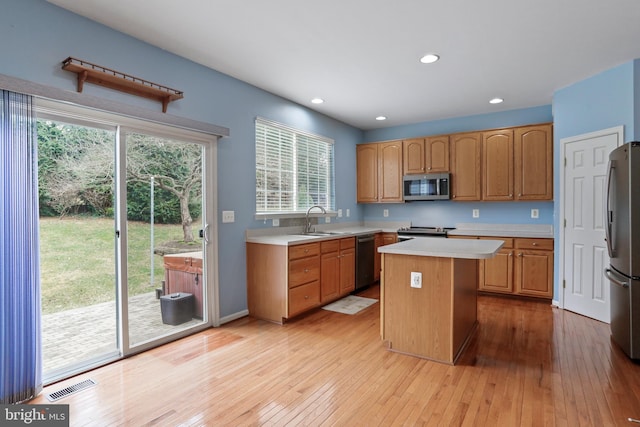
[403,173,450,201]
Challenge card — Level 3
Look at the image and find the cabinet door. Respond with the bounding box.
[382,232,397,245]
[320,250,340,303]
[378,141,404,202]
[426,135,449,172]
[482,129,514,201]
[515,250,553,298]
[403,138,425,174]
[339,247,356,294]
[450,132,482,200]
[514,124,553,200]
[479,249,514,293]
[356,143,379,202]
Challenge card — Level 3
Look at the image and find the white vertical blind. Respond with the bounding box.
[255,118,334,213]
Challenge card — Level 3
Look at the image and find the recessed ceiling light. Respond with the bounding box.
[489,97,504,104]
[375,116,387,121]
[311,98,324,104]
[420,54,440,64]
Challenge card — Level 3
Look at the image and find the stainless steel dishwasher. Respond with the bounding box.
[355,234,375,291]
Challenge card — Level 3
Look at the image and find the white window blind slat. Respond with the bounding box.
[256,118,334,213]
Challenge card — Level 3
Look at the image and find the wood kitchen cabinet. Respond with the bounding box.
[453,235,553,299]
[403,136,449,175]
[514,238,554,298]
[356,141,403,203]
[247,237,356,323]
[374,232,398,281]
[514,124,553,200]
[482,129,514,201]
[320,237,355,302]
[450,132,482,201]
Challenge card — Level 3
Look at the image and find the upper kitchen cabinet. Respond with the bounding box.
[357,141,403,203]
[514,124,553,200]
[403,136,449,175]
[482,129,514,201]
[450,132,482,201]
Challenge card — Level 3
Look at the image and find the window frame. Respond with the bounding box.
[254,117,335,218]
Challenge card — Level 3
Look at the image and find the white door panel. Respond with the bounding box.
[562,128,622,323]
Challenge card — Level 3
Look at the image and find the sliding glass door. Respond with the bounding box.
[38,104,217,382]
[123,130,208,347]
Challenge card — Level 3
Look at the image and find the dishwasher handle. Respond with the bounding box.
[357,235,375,243]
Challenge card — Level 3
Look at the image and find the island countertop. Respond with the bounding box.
[378,237,503,259]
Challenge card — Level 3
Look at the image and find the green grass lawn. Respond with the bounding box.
[39,217,200,314]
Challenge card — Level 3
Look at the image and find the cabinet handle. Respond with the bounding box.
[532,242,538,246]
[304,268,309,273]
[427,167,432,170]
[304,295,309,299]
[509,253,512,257]
[304,249,309,253]
[518,253,523,257]
[509,194,512,197]
[518,193,522,196]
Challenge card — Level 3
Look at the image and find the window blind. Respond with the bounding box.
[256,118,334,213]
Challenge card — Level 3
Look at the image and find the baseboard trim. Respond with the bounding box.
[220,310,249,325]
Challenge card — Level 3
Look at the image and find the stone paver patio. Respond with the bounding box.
[42,292,202,374]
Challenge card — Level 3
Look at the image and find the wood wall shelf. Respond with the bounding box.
[61,57,184,113]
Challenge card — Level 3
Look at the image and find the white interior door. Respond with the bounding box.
[561,127,622,322]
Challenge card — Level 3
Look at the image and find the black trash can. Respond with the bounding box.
[160,292,194,325]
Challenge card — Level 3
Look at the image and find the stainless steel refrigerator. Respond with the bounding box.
[605,141,640,359]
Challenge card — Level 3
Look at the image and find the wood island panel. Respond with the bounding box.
[382,253,478,364]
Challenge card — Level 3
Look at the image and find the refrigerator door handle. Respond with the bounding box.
[605,160,616,257]
[604,268,629,288]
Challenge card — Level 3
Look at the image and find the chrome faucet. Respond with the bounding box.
[305,205,326,234]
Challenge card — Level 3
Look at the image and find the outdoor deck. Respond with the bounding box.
[42,292,202,374]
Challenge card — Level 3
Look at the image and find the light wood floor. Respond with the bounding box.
[32,285,640,426]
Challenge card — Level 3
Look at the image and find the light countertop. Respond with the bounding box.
[449,223,554,239]
[245,226,389,246]
[378,236,503,259]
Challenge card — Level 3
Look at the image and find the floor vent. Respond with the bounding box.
[46,379,96,402]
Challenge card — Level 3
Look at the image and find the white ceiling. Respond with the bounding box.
[48,0,640,130]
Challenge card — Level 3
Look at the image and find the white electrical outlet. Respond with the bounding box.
[325,216,331,223]
[346,209,350,217]
[383,209,389,217]
[411,271,422,288]
[338,209,343,218]
[531,209,539,219]
[472,209,480,218]
[222,210,235,223]
[272,218,279,227]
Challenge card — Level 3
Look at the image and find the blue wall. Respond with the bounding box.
[361,106,555,226]
[1,0,363,318]
[552,60,638,301]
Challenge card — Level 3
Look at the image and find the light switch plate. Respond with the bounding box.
[472,209,480,218]
[272,218,279,227]
[383,209,389,217]
[338,209,343,218]
[325,216,331,223]
[531,209,539,219]
[222,210,235,223]
[346,209,350,217]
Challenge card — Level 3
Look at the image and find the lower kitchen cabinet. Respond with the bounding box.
[374,232,398,281]
[454,235,553,299]
[247,237,356,323]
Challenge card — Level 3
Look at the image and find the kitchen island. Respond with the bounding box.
[378,237,503,364]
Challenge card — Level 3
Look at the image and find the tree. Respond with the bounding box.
[125,133,202,242]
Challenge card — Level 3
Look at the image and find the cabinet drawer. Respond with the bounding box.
[321,240,340,253]
[289,256,320,288]
[515,238,553,250]
[340,237,356,250]
[479,236,513,248]
[289,243,320,260]
[289,280,320,316]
